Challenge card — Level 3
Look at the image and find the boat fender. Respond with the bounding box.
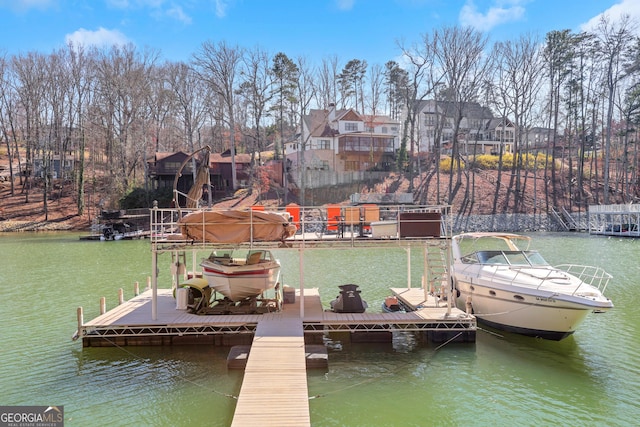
[465,296,473,315]
[451,277,461,298]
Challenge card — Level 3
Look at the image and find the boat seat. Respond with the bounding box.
[246,251,264,265]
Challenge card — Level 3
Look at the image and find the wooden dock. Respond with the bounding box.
[231,318,310,427]
[74,203,477,425]
[76,287,475,346]
[76,287,474,424]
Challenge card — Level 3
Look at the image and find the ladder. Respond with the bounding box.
[425,242,449,297]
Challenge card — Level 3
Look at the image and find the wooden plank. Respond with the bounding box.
[231,317,310,427]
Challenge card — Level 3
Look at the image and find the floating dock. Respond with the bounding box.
[76,287,475,346]
[74,204,476,426]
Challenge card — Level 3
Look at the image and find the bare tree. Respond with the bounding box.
[237,46,275,195]
[12,52,49,204]
[431,25,492,204]
[592,14,638,203]
[166,61,210,156]
[316,55,340,109]
[64,43,95,216]
[492,34,544,213]
[366,63,384,116]
[192,41,243,191]
[93,44,158,201]
[292,56,316,204]
[0,52,20,195]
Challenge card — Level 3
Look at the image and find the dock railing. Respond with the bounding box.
[150,203,452,250]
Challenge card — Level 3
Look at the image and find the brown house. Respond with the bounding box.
[147,150,255,203]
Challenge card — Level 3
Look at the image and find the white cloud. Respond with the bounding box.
[65,27,130,49]
[215,0,229,18]
[0,0,53,12]
[336,0,355,11]
[459,0,526,32]
[166,5,192,24]
[580,0,640,34]
[107,0,192,24]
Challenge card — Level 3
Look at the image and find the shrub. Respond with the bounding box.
[439,156,465,173]
[468,152,553,171]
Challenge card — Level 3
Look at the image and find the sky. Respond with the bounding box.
[0,0,639,66]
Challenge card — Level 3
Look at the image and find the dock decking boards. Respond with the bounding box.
[79,287,475,342]
[231,317,310,427]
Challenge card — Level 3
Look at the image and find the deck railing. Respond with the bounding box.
[149,203,452,249]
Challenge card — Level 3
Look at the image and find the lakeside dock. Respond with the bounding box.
[74,203,476,425]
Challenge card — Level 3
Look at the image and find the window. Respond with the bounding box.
[424,114,436,126]
[381,126,388,133]
[344,122,358,132]
[165,161,182,172]
[317,139,331,150]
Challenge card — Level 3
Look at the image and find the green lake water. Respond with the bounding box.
[0,232,638,426]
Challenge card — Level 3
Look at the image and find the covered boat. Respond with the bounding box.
[178,209,296,243]
[200,249,281,302]
[451,232,613,340]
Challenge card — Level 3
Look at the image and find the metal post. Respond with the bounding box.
[152,249,158,321]
[299,247,304,318]
[407,247,411,288]
[423,245,429,304]
[76,307,83,336]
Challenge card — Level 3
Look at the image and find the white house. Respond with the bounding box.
[415,100,515,155]
[285,104,400,173]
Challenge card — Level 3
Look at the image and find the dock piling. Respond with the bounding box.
[100,297,106,314]
[118,288,124,305]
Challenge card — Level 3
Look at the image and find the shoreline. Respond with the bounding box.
[0,219,89,232]
[0,212,569,234]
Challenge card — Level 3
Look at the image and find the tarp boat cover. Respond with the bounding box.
[178,210,296,243]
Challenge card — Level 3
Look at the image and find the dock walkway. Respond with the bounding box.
[231,318,309,427]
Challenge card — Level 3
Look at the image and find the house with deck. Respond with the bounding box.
[284,105,400,188]
[147,150,255,202]
[416,100,515,156]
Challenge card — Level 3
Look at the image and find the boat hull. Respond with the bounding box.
[200,260,280,302]
[454,280,596,340]
[451,232,613,340]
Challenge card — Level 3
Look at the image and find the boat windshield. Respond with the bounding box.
[474,250,549,266]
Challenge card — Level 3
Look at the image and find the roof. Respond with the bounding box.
[209,152,252,164]
[418,100,494,119]
[304,109,338,138]
[153,151,189,162]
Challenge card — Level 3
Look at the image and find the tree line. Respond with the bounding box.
[1,16,639,219]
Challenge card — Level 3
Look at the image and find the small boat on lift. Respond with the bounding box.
[451,232,614,340]
[329,284,368,313]
[200,249,281,302]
